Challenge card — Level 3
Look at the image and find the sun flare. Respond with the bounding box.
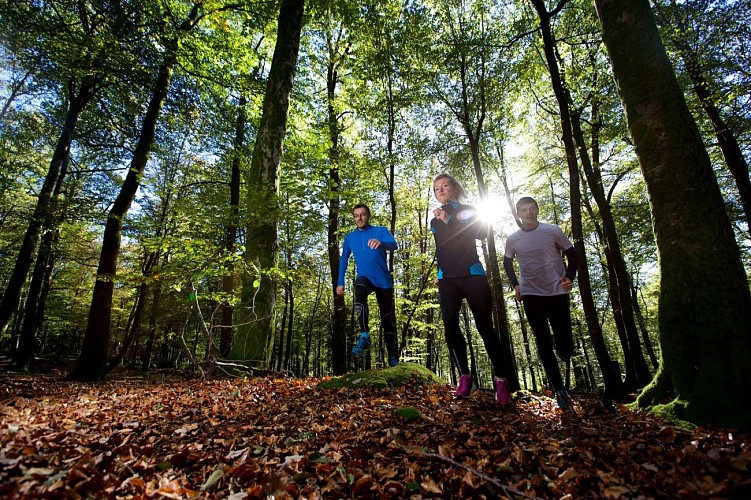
[476,196,509,225]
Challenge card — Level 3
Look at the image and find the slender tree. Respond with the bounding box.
[0,0,150,337]
[220,95,246,357]
[0,77,99,337]
[424,0,519,389]
[69,3,205,381]
[10,162,67,371]
[530,0,627,399]
[572,103,652,389]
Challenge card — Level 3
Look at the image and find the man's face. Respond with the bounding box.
[353,207,370,228]
[517,203,539,225]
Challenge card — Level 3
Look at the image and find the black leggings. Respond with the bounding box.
[438,275,505,378]
[354,276,398,357]
[522,294,573,391]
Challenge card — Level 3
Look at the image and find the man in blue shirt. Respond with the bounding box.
[337,204,399,366]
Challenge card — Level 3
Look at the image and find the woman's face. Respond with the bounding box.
[433,178,456,205]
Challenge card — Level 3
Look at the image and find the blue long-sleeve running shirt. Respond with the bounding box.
[337,225,398,289]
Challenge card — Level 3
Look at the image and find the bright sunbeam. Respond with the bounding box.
[476,196,509,225]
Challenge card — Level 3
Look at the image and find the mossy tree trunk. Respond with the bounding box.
[595,0,751,430]
[231,0,304,368]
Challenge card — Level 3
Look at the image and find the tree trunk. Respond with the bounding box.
[275,288,288,371]
[595,0,751,429]
[220,95,245,357]
[105,281,147,373]
[303,276,322,376]
[10,155,69,371]
[323,24,349,376]
[514,298,536,391]
[140,285,162,373]
[10,226,59,371]
[572,108,652,388]
[531,0,627,399]
[631,284,658,369]
[69,5,202,381]
[0,77,97,335]
[456,53,519,389]
[231,0,304,367]
[0,69,31,125]
[283,281,294,371]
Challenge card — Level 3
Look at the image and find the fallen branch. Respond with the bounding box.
[398,441,540,499]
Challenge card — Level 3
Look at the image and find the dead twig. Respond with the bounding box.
[398,441,541,499]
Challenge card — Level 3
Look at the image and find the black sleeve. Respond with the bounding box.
[503,256,519,287]
[563,246,578,281]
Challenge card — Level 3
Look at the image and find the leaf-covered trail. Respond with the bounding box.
[1,370,749,498]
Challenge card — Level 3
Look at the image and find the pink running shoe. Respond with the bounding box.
[455,374,474,398]
[495,377,511,405]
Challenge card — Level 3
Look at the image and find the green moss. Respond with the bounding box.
[316,362,445,390]
[646,400,696,431]
[394,406,422,420]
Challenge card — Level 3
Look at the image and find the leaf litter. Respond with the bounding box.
[1,370,749,498]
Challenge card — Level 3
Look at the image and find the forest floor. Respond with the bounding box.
[1,363,749,499]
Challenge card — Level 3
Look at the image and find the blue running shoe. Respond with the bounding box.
[352,332,371,356]
[388,355,399,367]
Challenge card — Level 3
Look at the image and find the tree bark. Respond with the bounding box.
[452,42,519,390]
[140,284,162,372]
[322,22,350,376]
[10,153,69,371]
[572,108,652,388]
[230,0,304,367]
[283,281,294,372]
[10,226,59,371]
[595,0,751,429]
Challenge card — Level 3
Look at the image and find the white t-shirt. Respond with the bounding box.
[504,223,574,296]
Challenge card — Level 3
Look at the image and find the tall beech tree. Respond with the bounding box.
[69,3,205,381]
[220,96,246,358]
[312,7,357,376]
[230,0,305,367]
[10,161,67,371]
[595,0,751,429]
[422,0,519,389]
[0,0,151,339]
[0,77,99,338]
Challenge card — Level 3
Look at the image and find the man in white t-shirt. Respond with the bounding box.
[504,197,578,410]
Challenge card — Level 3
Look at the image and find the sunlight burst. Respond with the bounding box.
[476,196,509,225]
